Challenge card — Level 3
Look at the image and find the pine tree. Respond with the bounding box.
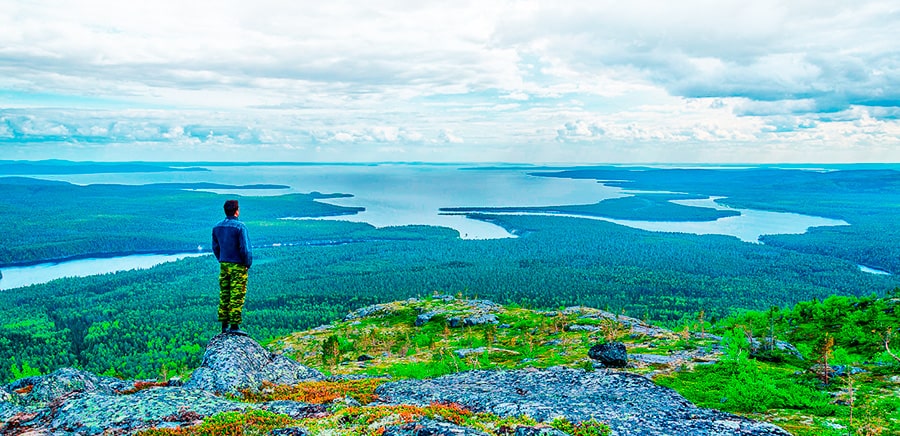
[816,333,835,385]
[322,335,340,366]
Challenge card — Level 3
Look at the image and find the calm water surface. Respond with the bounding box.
[0,253,206,291]
[36,164,848,240]
[859,265,892,275]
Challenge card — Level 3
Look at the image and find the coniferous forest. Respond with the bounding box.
[1,162,899,383]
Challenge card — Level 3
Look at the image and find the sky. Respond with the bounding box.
[0,0,898,163]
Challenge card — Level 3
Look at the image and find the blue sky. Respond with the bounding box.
[0,0,898,163]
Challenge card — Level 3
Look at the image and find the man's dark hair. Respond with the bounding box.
[224,199,239,217]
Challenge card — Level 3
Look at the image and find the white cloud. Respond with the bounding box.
[0,122,12,138]
[161,126,185,140]
[0,1,898,162]
[332,132,355,142]
[437,129,464,144]
[556,120,605,141]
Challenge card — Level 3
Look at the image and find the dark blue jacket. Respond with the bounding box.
[212,216,252,267]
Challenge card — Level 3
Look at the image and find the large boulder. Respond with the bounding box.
[375,367,790,436]
[588,342,628,368]
[184,333,324,395]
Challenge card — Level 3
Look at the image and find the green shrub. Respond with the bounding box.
[550,417,611,436]
[137,410,296,435]
[655,359,836,415]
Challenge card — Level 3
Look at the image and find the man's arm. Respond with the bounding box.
[212,229,221,260]
[241,225,252,268]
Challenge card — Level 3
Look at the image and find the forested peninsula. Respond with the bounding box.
[531,166,900,273]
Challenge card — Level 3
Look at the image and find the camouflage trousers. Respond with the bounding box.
[218,262,249,325]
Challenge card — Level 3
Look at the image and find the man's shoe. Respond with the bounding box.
[228,323,249,337]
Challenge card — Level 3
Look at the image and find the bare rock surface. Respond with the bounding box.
[50,387,248,434]
[514,426,569,436]
[184,333,324,395]
[382,418,491,436]
[1,335,325,435]
[375,367,791,436]
[5,367,131,407]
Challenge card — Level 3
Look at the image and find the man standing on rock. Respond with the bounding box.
[212,199,252,336]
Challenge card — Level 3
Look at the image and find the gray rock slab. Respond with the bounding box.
[49,387,246,435]
[4,368,131,407]
[630,354,679,365]
[416,310,444,326]
[381,418,491,436]
[455,347,488,359]
[270,427,311,436]
[749,339,803,360]
[0,401,26,424]
[375,367,790,436]
[463,314,499,327]
[514,426,569,436]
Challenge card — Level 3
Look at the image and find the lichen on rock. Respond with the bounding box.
[1,334,326,435]
[375,367,791,436]
[381,418,491,436]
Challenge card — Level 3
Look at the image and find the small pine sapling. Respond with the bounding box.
[483,324,496,352]
[816,333,835,385]
[766,306,779,351]
[884,327,900,364]
[697,309,705,338]
[841,368,857,433]
[322,335,340,367]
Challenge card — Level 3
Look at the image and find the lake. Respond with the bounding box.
[3,164,851,288]
[0,252,207,291]
[27,164,847,241]
[859,265,892,275]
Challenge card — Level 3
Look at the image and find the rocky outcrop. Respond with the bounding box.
[184,333,324,395]
[1,334,325,435]
[448,314,500,328]
[375,367,791,436]
[1,300,795,436]
[749,338,804,360]
[4,367,132,408]
[416,311,442,326]
[514,426,569,436]
[0,368,254,434]
[557,306,672,338]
